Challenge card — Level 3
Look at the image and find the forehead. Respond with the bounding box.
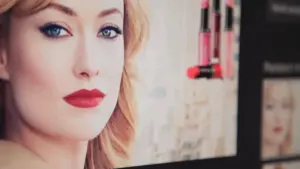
[51,0,124,14]
[264,82,291,101]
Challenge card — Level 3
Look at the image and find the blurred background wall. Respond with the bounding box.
[130,0,241,166]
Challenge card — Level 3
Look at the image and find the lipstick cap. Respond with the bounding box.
[213,0,220,11]
[201,8,209,31]
[225,6,233,30]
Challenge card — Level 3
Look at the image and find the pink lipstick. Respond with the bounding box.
[63,89,106,108]
[212,0,221,63]
[224,0,234,78]
[199,0,211,66]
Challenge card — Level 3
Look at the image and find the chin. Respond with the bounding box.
[63,127,105,141]
[60,106,115,141]
[271,136,285,146]
[60,120,109,141]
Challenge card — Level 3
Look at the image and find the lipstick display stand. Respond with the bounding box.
[187,0,237,80]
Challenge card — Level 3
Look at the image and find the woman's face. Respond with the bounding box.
[2,0,125,140]
[262,82,293,146]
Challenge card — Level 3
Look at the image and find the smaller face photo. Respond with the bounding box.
[261,79,300,160]
[262,160,300,169]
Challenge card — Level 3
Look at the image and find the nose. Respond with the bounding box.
[76,66,99,79]
[73,38,101,80]
[274,109,284,123]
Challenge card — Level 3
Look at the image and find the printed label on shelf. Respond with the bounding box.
[268,0,300,22]
[263,61,300,77]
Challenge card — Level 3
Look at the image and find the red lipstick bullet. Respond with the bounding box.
[187,64,222,79]
[63,89,106,108]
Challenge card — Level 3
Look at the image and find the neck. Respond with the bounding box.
[5,119,88,169]
[4,96,88,169]
[262,141,280,159]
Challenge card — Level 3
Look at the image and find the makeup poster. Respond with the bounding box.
[262,161,300,169]
[261,79,300,160]
[0,0,241,168]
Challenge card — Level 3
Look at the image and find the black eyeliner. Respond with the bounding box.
[39,22,71,38]
[101,25,123,34]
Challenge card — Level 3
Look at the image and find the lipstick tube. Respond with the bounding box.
[212,0,221,64]
[225,0,234,78]
[187,64,222,79]
[199,0,211,66]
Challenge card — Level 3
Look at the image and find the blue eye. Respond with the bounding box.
[265,103,274,110]
[98,25,122,39]
[39,24,70,38]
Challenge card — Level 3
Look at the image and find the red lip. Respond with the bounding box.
[63,89,106,108]
[273,126,283,133]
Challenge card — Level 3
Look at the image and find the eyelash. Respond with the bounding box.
[39,23,122,40]
[39,23,70,39]
[98,25,122,39]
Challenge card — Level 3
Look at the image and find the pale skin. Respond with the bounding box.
[0,141,51,169]
[262,82,292,159]
[0,0,125,169]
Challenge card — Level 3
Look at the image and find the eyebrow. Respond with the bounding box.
[46,3,123,17]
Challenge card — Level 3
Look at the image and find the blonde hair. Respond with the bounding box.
[0,0,149,169]
[263,80,294,155]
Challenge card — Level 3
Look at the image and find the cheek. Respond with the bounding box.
[281,112,292,130]
[7,19,71,91]
[5,28,75,135]
[103,40,125,89]
[263,111,274,127]
[7,36,71,98]
[263,111,275,137]
[105,41,125,74]
[104,44,125,104]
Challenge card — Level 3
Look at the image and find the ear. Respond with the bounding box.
[0,45,9,81]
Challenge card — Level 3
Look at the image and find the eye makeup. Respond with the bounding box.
[98,24,122,39]
[39,21,123,40]
[39,22,72,39]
